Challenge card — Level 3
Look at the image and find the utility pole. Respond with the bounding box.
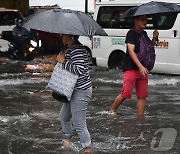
[85,0,88,13]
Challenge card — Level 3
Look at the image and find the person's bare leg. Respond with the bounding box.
[109,94,126,113]
[136,98,146,118]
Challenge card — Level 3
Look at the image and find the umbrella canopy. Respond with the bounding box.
[121,1,180,18]
[23,8,107,37]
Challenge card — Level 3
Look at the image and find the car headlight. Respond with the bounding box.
[30,40,37,47]
[29,47,35,52]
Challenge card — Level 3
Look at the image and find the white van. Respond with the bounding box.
[0,8,23,52]
[92,0,180,75]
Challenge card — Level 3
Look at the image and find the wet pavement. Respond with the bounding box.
[0,56,180,154]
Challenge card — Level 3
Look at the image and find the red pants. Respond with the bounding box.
[121,70,148,99]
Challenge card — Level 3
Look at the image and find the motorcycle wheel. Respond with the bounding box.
[7,48,18,60]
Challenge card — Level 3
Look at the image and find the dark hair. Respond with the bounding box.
[134,15,147,19]
[134,16,140,19]
[70,35,80,45]
[70,35,79,40]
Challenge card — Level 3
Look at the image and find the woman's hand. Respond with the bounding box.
[127,43,148,77]
[56,52,66,63]
[153,29,159,38]
[152,29,159,45]
[138,64,148,77]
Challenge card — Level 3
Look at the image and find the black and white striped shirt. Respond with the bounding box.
[62,44,92,90]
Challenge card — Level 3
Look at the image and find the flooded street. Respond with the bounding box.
[0,56,180,154]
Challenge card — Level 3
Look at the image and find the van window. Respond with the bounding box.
[97,6,178,30]
[97,6,133,29]
[150,13,177,30]
[0,11,23,26]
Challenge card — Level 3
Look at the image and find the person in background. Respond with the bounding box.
[56,34,92,153]
[13,19,30,45]
[110,10,121,28]
[109,15,159,118]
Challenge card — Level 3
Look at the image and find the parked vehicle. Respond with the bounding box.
[0,8,24,52]
[91,0,180,75]
[79,36,93,65]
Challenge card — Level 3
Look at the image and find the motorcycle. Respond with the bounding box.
[7,32,42,61]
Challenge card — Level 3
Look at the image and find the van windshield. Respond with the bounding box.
[0,11,23,26]
[97,6,178,30]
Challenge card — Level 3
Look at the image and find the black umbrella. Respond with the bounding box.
[23,8,107,37]
[121,1,180,18]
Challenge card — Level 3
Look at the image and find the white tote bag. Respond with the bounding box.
[47,62,78,101]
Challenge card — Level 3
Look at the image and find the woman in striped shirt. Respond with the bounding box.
[56,34,92,153]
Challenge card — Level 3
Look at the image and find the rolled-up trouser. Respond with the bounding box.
[121,70,148,99]
[59,87,92,148]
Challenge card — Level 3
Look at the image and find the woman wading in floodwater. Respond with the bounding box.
[57,34,93,153]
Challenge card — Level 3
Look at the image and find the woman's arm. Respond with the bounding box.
[62,48,86,76]
[127,43,149,77]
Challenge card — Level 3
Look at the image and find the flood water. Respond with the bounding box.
[0,56,180,154]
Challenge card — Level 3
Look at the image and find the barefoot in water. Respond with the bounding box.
[109,110,117,116]
[84,147,93,153]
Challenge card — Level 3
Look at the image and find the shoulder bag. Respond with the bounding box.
[46,62,78,102]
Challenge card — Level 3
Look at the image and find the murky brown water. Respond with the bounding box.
[0,56,180,154]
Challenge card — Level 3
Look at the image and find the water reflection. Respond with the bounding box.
[0,56,180,153]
